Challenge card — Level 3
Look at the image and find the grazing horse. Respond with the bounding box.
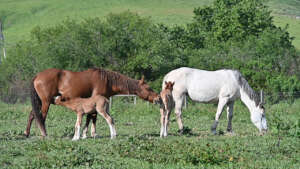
[54,95,114,140]
[25,68,161,137]
[160,81,175,137]
[160,67,267,137]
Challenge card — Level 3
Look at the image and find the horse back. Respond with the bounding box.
[34,68,108,103]
[163,67,240,102]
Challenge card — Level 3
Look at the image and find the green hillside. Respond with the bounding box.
[1,0,300,49]
[0,0,211,45]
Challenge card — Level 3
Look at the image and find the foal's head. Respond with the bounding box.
[54,96,63,105]
[160,81,175,110]
[164,81,175,92]
[161,81,175,101]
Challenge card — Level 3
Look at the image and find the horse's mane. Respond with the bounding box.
[92,68,140,94]
[236,71,260,106]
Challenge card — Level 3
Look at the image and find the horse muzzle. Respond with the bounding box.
[259,129,268,136]
[153,96,163,105]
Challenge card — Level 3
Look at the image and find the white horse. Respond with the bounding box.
[160,67,267,137]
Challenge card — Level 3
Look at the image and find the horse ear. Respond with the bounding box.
[139,75,145,85]
[165,81,168,85]
[171,82,175,86]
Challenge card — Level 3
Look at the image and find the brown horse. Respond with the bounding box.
[54,95,113,140]
[25,68,161,137]
[160,81,175,137]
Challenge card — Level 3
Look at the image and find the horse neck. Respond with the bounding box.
[109,77,137,95]
[239,88,257,114]
[161,90,172,107]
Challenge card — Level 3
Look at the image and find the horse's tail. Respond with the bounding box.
[30,77,47,136]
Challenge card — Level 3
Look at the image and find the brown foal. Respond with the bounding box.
[160,81,175,137]
[54,95,116,140]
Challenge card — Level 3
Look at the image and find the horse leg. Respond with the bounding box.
[72,112,83,141]
[226,102,234,133]
[211,97,228,135]
[24,110,34,137]
[159,106,166,137]
[174,94,184,134]
[82,114,92,139]
[90,114,97,138]
[163,108,171,137]
[97,105,116,139]
[38,101,50,137]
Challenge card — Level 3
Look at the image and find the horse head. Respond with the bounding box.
[54,96,62,105]
[164,81,175,91]
[251,101,267,134]
[136,76,161,104]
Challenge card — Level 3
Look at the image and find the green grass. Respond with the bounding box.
[1,0,300,49]
[0,0,212,45]
[0,98,299,168]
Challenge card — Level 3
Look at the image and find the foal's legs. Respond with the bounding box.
[211,97,229,135]
[163,108,171,137]
[72,112,83,141]
[160,106,166,137]
[90,114,97,138]
[82,114,92,139]
[82,114,97,139]
[226,102,234,133]
[96,104,116,139]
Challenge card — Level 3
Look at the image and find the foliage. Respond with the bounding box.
[185,0,300,102]
[0,0,299,104]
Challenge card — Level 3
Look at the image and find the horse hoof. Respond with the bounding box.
[225,132,235,136]
[178,129,184,135]
[91,133,98,138]
[72,137,80,141]
[24,131,29,137]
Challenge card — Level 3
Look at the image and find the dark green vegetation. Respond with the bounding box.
[0,0,300,104]
[0,98,299,168]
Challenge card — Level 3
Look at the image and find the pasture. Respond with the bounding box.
[0,97,299,168]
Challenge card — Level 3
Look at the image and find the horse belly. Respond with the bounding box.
[188,89,219,103]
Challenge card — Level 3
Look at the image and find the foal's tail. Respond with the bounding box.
[30,78,47,136]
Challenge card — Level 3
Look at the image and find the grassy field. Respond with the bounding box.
[0,98,299,168]
[1,0,300,49]
[0,0,211,45]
